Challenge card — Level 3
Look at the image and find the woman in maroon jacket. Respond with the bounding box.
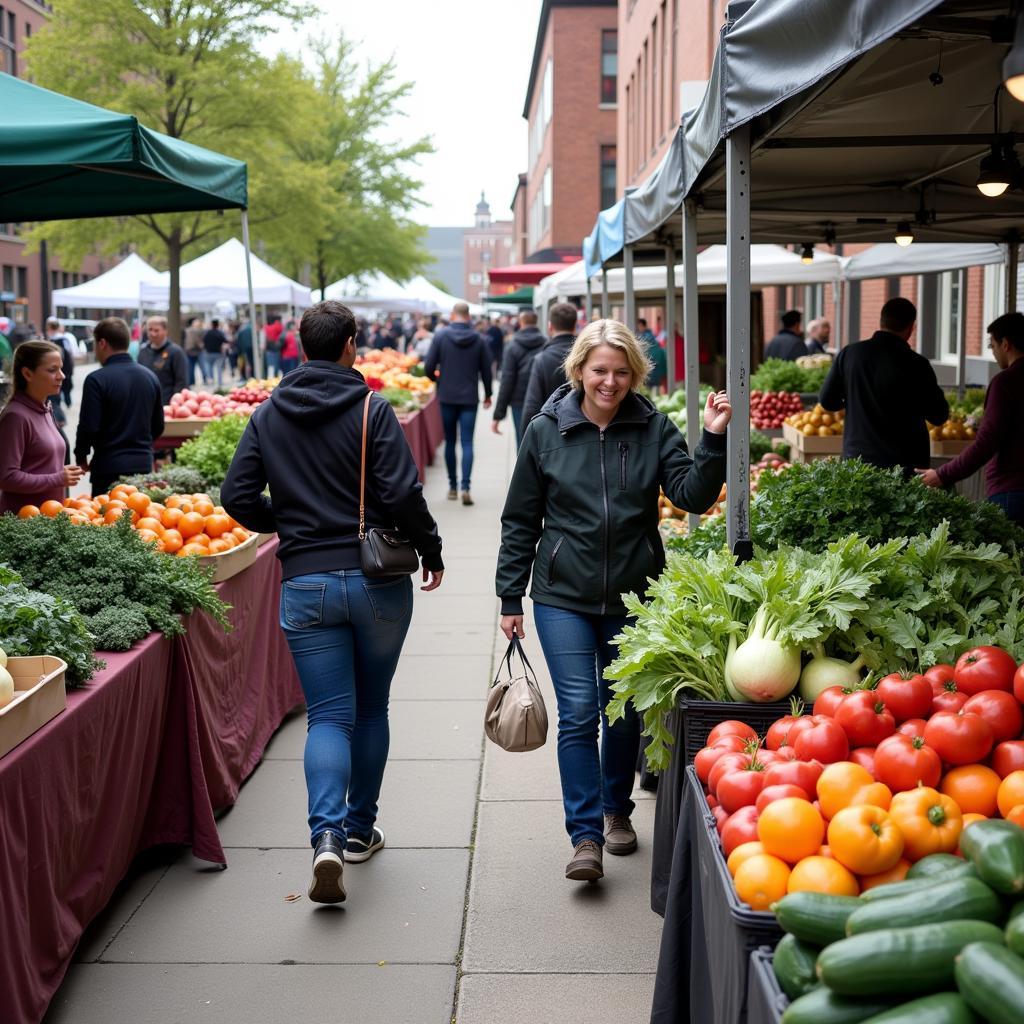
[0,341,82,514]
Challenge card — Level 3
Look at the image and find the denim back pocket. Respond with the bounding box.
[362,576,411,624]
[281,580,326,629]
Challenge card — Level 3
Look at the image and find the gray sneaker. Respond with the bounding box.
[604,814,638,855]
[565,839,603,881]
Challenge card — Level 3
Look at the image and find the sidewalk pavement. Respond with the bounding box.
[43,409,662,1024]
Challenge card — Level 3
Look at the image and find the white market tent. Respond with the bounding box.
[139,238,311,308]
[52,252,159,311]
[324,271,432,314]
[843,243,1007,280]
[405,275,484,317]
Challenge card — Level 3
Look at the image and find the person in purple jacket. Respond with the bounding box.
[919,312,1024,524]
[0,341,83,514]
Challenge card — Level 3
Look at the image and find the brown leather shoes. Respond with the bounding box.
[604,814,638,855]
[565,838,604,881]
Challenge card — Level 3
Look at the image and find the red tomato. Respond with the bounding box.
[792,717,850,764]
[954,646,1017,696]
[773,745,797,762]
[765,713,806,751]
[706,793,718,809]
[963,690,1024,745]
[707,720,758,746]
[813,686,854,718]
[876,672,933,723]
[763,759,824,795]
[1015,664,1024,705]
[720,805,759,855]
[694,735,748,785]
[708,752,753,796]
[713,805,730,833]
[849,747,877,774]
[834,691,896,748]
[924,664,956,688]
[991,740,1024,779]
[898,718,929,738]
[930,676,968,715]
[717,765,768,813]
[755,783,810,814]
[874,733,942,793]
[923,710,994,766]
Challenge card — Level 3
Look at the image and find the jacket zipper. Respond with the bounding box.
[547,535,564,586]
[599,431,610,615]
[645,536,655,560]
[619,442,628,490]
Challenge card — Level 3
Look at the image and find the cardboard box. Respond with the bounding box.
[782,422,844,454]
[0,655,67,760]
[197,530,259,583]
[931,439,972,457]
[160,417,211,438]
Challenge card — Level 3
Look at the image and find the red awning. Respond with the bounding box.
[486,262,573,285]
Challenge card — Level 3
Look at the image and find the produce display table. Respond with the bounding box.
[0,538,302,1024]
[398,394,443,482]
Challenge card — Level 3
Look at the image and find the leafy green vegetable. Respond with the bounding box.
[750,359,827,394]
[749,429,774,463]
[379,386,417,410]
[116,466,215,503]
[177,414,249,485]
[946,387,986,420]
[0,564,101,685]
[0,515,230,652]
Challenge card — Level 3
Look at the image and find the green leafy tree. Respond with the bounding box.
[24,0,322,338]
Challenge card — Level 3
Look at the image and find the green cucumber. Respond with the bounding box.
[781,986,898,1024]
[860,867,978,903]
[861,992,977,1024]
[1006,902,1024,956]
[773,892,861,946]
[846,878,1002,935]
[906,854,978,881]
[959,819,1024,895]
[772,933,819,1000]
[954,940,1024,1024]
[817,920,1006,996]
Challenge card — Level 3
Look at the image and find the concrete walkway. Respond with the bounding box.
[43,412,661,1024]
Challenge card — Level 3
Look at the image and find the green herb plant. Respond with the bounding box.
[176,413,249,486]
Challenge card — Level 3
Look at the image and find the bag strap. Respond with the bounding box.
[492,634,538,687]
[358,392,371,541]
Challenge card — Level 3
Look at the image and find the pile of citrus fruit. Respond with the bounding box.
[17,486,254,557]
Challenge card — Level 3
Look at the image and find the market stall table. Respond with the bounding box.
[0,538,302,1024]
[398,394,443,482]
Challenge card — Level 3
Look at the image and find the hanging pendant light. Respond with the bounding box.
[894,222,914,247]
[800,243,814,264]
[977,144,1012,197]
[1004,16,1024,102]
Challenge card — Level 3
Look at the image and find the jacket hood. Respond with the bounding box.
[512,326,545,350]
[539,383,656,432]
[270,361,369,425]
[444,320,481,348]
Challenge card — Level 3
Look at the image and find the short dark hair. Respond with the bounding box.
[987,312,1024,352]
[549,302,578,333]
[519,310,538,326]
[782,310,802,329]
[637,318,648,329]
[299,300,356,361]
[94,316,130,351]
[880,297,917,334]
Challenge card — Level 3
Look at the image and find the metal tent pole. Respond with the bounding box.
[957,267,969,400]
[682,200,701,534]
[624,245,636,329]
[725,125,752,560]
[241,210,262,380]
[601,268,609,318]
[833,277,843,350]
[664,244,676,395]
[585,275,593,325]
[1008,236,1020,312]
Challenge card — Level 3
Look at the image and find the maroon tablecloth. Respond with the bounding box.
[0,538,302,1024]
[399,395,443,481]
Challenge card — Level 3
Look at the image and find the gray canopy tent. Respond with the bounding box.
[586,0,1024,553]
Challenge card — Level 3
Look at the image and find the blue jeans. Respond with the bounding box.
[279,570,413,846]
[265,350,281,376]
[280,356,299,375]
[532,603,640,846]
[990,490,1024,525]
[198,350,223,386]
[440,402,478,491]
[510,405,524,450]
[186,352,201,386]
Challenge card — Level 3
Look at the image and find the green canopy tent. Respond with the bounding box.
[0,72,263,375]
[484,286,534,305]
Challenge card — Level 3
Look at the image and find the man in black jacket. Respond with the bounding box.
[819,297,948,473]
[138,315,188,405]
[423,302,492,505]
[491,310,546,448]
[75,317,164,496]
[764,309,806,361]
[521,302,579,425]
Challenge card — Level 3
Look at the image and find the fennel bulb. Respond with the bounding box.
[799,644,866,702]
[729,607,802,702]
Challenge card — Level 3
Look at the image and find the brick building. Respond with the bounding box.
[521,0,619,262]
[1,0,106,330]
[463,194,514,305]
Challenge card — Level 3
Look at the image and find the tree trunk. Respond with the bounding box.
[167,227,183,342]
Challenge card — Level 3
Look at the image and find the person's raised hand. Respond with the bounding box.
[703,390,733,434]
[421,567,444,592]
[500,614,525,640]
[491,420,502,434]
[915,468,942,488]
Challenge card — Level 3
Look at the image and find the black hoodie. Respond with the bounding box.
[221,360,443,580]
[493,326,546,420]
[423,321,492,405]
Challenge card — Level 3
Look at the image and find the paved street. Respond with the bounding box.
[43,408,661,1024]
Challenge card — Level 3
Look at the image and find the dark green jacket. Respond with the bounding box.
[496,384,727,617]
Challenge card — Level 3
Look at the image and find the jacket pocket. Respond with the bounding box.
[619,442,629,490]
[281,580,326,629]
[547,535,565,586]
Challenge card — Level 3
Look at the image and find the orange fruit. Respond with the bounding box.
[961,812,988,827]
[208,538,231,554]
[165,495,184,510]
[231,527,250,543]
[119,484,138,495]
[18,505,40,518]
[148,502,166,515]
[193,498,215,517]
[178,511,205,538]
[109,488,130,503]
[161,507,184,529]
[161,529,183,554]
[859,858,911,891]
[787,856,859,896]
[997,771,1024,818]
[219,533,238,549]
[727,841,767,877]
[66,513,90,526]
[757,798,826,864]
[103,508,129,525]
[40,500,65,517]
[178,500,194,515]
[733,854,791,910]
[204,513,231,538]
[1006,805,1024,827]
[135,516,165,535]
[942,765,1001,818]
[126,492,151,515]
[817,845,834,859]
[62,497,77,508]
[191,533,211,548]
[213,506,226,515]
[136,528,160,546]
[178,542,207,557]
[94,493,110,504]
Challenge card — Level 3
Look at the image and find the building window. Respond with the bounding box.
[2,266,12,293]
[983,262,1007,357]
[542,58,553,125]
[469,273,482,286]
[937,270,963,361]
[529,57,554,171]
[0,7,15,76]
[16,266,28,298]
[601,30,617,104]
[542,166,552,231]
[600,145,616,209]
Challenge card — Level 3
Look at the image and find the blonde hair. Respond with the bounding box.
[563,318,652,391]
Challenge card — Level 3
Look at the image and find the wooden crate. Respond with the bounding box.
[257,532,276,547]
[0,655,67,759]
[197,530,259,583]
[782,422,844,456]
[160,417,212,439]
[931,439,972,457]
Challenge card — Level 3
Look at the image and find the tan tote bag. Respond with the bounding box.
[485,635,549,752]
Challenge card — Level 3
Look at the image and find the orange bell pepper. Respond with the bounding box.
[888,786,963,861]
[817,762,893,820]
[827,805,905,875]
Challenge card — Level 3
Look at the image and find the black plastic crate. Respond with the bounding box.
[689,766,784,1024]
[746,947,787,1024]
[679,696,791,765]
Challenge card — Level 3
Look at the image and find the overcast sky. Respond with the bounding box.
[264,0,544,227]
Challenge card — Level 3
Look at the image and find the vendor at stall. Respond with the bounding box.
[0,340,83,514]
[919,312,1024,523]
